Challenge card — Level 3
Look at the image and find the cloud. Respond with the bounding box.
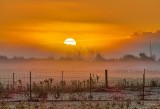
[2,0,160,25]
[1,0,160,38]
[109,30,160,58]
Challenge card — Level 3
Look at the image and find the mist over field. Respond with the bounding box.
[0,60,159,73]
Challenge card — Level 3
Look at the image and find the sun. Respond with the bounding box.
[64,38,76,46]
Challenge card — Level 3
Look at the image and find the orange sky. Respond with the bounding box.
[0,0,160,57]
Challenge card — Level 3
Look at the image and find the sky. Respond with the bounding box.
[0,0,160,58]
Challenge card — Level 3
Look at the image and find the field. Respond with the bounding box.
[0,61,160,108]
[1,72,160,108]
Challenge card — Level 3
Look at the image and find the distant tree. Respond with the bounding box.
[47,56,55,60]
[139,53,147,59]
[66,51,72,60]
[58,56,73,61]
[74,47,83,60]
[12,56,25,61]
[132,31,143,36]
[151,54,156,60]
[139,52,155,61]
[58,56,65,61]
[122,54,137,60]
[87,48,95,61]
[94,53,106,61]
[0,55,8,60]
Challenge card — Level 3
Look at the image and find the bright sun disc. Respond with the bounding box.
[64,38,76,46]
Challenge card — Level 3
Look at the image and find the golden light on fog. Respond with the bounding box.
[64,38,76,46]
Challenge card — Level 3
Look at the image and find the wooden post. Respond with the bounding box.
[62,71,64,82]
[13,73,15,90]
[105,70,108,88]
[142,69,145,100]
[29,71,32,101]
[88,73,93,100]
[62,70,64,89]
[90,73,92,96]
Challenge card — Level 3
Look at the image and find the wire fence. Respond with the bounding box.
[0,69,160,102]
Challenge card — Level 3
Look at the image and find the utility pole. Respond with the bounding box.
[149,40,153,57]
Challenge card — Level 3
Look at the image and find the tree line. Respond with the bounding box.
[0,52,159,62]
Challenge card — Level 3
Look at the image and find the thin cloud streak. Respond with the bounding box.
[76,36,131,42]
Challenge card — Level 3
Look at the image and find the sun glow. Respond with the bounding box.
[64,38,76,46]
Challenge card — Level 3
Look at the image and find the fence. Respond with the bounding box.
[0,69,160,102]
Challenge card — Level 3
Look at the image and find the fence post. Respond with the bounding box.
[142,69,146,100]
[105,70,109,88]
[29,71,32,101]
[13,73,15,90]
[62,70,64,89]
[90,73,92,97]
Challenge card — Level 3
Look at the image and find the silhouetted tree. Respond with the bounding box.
[0,55,8,61]
[87,48,95,61]
[139,53,147,59]
[47,56,55,60]
[74,47,82,60]
[139,52,155,61]
[94,53,106,61]
[12,56,26,61]
[122,54,138,60]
